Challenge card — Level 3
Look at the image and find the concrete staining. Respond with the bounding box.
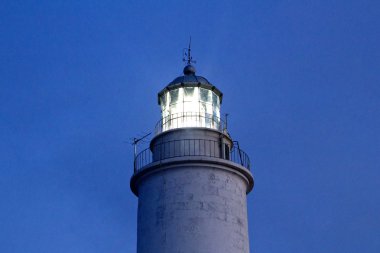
[135,163,251,253]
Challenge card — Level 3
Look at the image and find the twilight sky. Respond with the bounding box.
[1,1,379,252]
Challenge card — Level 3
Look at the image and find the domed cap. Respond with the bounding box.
[167,72,212,87]
[183,64,196,75]
[157,66,223,104]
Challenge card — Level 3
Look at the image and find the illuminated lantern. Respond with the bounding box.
[157,65,223,133]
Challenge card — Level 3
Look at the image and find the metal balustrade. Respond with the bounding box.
[155,112,227,135]
[134,138,251,173]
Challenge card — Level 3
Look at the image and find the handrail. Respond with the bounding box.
[155,112,227,135]
[134,138,251,173]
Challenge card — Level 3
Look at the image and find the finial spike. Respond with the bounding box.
[183,36,196,65]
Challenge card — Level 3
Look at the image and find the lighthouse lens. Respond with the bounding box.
[159,87,221,133]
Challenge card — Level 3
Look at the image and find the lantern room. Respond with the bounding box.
[157,65,224,133]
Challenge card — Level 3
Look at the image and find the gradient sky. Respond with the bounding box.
[1,1,379,253]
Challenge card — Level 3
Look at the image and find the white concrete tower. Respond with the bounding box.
[131,55,254,253]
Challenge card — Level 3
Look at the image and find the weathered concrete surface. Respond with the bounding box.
[136,164,251,253]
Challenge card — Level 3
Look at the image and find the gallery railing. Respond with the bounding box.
[134,138,251,173]
[155,112,227,135]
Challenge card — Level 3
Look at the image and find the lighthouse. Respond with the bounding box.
[131,47,254,253]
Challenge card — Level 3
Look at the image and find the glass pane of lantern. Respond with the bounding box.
[213,105,220,118]
[200,88,211,102]
[184,87,195,101]
[160,93,166,105]
[212,92,219,107]
[170,89,179,104]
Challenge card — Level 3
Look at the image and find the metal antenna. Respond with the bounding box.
[132,132,151,158]
[183,36,196,65]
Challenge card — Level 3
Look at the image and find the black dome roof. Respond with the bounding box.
[157,65,223,104]
[168,74,211,87]
[167,65,211,86]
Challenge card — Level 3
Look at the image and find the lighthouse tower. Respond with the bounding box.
[131,49,254,253]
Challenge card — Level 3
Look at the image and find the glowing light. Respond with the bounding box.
[159,87,221,132]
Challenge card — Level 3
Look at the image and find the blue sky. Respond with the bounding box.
[1,1,379,252]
